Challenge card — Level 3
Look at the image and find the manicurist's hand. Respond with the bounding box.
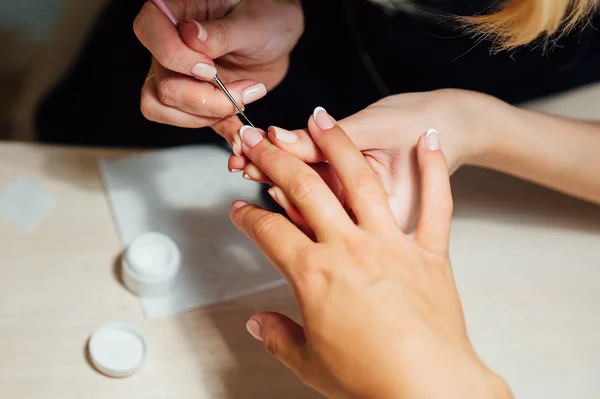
[134,0,303,153]
[229,89,504,231]
[229,110,513,399]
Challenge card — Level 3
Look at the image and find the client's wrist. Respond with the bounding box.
[458,90,526,173]
[452,90,516,169]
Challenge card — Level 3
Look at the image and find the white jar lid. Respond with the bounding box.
[88,322,147,378]
[122,232,181,297]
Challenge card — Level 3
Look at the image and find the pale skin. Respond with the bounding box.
[231,109,513,398]
[232,90,600,231]
[133,0,303,154]
[134,1,600,222]
[134,2,598,396]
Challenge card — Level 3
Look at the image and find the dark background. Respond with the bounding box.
[35,0,600,148]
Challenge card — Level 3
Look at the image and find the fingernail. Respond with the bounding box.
[232,142,241,156]
[243,173,251,180]
[246,319,262,341]
[242,83,267,105]
[188,20,208,42]
[191,63,217,80]
[271,126,298,144]
[425,128,440,151]
[240,126,264,148]
[313,106,335,130]
[232,200,247,210]
[230,168,243,173]
[267,187,278,202]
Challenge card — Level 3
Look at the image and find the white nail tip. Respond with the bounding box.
[313,106,327,119]
[426,128,438,136]
[239,125,252,138]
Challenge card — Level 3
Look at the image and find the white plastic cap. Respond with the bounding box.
[88,322,147,378]
[122,232,181,297]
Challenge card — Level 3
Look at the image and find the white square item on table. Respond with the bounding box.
[0,177,56,231]
[99,145,285,319]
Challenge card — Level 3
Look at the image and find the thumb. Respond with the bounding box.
[246,312,308,373]
[179,12,256,60]
[414,129,453,255]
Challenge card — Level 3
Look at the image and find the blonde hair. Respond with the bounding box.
[464,0,599,50]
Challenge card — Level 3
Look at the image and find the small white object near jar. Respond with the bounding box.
[88,322,147,378]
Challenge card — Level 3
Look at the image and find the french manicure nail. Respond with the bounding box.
[425,128,440,151]
[240,126,264,148]
[232,200,247,210]
[191,63,217,80]
[232,142,241,156]
[242,83,267,105]
[230,168,243,173]
[271,126,298,144]
[313,106,335,130]
[268,188,277,202]
[188,20,208,42]
[246,319,262,341]
[243,173,251,180]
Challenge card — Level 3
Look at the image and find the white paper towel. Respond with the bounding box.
[99,146,285,319]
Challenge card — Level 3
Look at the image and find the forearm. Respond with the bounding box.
[472,97,600,204]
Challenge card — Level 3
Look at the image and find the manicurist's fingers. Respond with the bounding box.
[153,62,266,118]
[134,1,217,80]
[140,70,216,128]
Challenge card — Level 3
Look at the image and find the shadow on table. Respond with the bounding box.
[451,167,600,234]
[178,288,322,399]
[164,204,321,399]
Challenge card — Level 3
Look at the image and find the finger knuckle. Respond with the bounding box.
[297,248,332,287]
[288,175,320,203]
[139,94,156,122]
[263,333,280,358]
[214,95,235,117]
[153,47,178,71]
[254,144,277,165]
[350,170,381,196]
[253,213,286,238]
[132,7,148,40]
[156,79,181,107]
[209,19,230,48]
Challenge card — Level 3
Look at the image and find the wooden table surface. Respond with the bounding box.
[0,137,599,398]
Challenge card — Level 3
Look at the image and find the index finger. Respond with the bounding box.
[307,108,396,231]
[230,201,312,282]
[133,1,217,80]
[238,126,355,242]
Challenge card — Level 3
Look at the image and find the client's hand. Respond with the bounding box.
[229,90,500,231]
[229,112,513,399]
